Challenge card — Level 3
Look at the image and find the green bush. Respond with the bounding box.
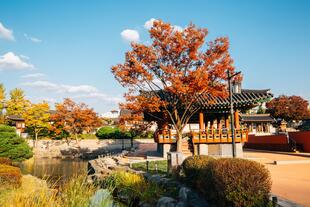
[0,164,22,189]
[196,158,272,207]
[0,125,16,133]
[96,126,120,139]
[0,125,33,161]
[181,155,214,186]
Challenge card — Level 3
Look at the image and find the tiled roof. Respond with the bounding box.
[142,89,273,111]
[240,114,275,122]
[6,115,25,121]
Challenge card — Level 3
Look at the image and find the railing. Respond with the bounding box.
[155,129,177,143]
[155,128,248,144]
[191,128,248,144]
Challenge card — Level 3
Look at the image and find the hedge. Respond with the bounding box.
[180,156,272,207]
[96,126,154,139]
[181,155,214,186]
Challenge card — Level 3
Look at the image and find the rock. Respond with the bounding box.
[89,189,114,207]
[178,187,191,203]
[176,201,188,207]
[187,190,209,207]
[140,203,152,207]
[157,197,177,207]
[149,174,163,184]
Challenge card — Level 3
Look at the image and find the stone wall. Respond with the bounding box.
[27,139,155,159]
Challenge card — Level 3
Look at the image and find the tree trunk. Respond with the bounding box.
[34,131,38,147]
[176,132,183,153]
[75,133,78,143]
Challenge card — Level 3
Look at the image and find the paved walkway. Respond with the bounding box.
[123,145,310,206]
[244,150,310,207]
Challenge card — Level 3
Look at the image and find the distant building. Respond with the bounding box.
[100,110,120,125]
[240,114,276,135]
[6,115,25,136]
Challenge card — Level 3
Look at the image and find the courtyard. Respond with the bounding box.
[244,150,310,206]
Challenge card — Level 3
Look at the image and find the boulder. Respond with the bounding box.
[157,197,177,207]
[178,187,191,203]
[89,189,114,207]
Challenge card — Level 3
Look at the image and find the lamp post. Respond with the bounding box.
[227,70,241,158]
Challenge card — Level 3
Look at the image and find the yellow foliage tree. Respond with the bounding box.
[0,83,5,123]
[6,88,30,117]
[23,102,50,145]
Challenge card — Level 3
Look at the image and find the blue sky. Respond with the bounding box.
[0,0,309,113]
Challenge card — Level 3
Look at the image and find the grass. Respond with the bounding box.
[103,171,165,206]
[131,160,168,174]
[0,174,116,207]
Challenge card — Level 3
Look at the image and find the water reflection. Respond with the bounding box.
[19,158,88,184]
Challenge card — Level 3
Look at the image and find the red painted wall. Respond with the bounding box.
[247,134,288,144]
[289,131,310,152]
[244,134,290,151]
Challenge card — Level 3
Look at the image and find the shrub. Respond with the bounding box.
[0,125,16,133]
[181,155,214,186]
[0,164,22,189]
[0,126,33,161]
[200,158,272,207]
[104,171,164,205]
[96,126,120,139]
[0,157,12,166]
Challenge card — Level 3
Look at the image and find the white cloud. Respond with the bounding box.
[23,80,122,104]
[121,29,140,43]
[24,33,42,43]
[172,25,183,32]
[73,92,122,103]
[22,73,46,79]
[144,18,158,30]
[22,80,99,94]
[0,22,14,41]
[20,54,30,60]
[144,18,183,32]
[0,52,34,70]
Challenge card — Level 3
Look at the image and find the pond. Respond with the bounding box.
[19,158,89,185]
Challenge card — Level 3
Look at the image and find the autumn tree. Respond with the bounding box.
[6,88,30,117]
[0,83,5,123]
[112,20,236,152]
[266,95,310,122]
[23,102,50,146]
[50,98,101,142]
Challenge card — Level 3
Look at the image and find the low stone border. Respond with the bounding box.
[273,160,310,165]
[271,195,303,207]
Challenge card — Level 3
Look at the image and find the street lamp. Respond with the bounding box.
[227,70,241,158]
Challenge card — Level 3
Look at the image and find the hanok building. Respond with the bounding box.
[240,113,276,135]
[143,86,273,158]
[6,115,25,136]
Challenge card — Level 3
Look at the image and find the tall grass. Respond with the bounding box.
[0,174,100,207]
[103,171,165,205]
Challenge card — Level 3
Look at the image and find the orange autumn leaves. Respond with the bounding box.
[112,20,236,114]
[50,98,101,138]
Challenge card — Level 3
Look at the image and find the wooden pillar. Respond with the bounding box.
[199,111,205,131]
[217,118,222,131]
[234,111,240,129]
[225,116,229,129]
